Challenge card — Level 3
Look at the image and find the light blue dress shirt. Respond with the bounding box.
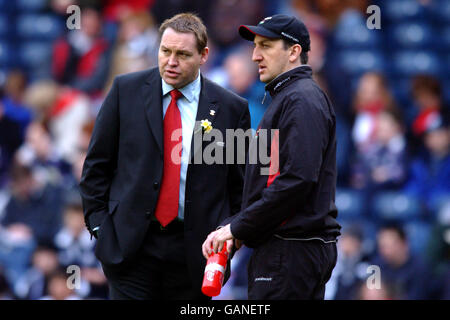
[161,72,201,220]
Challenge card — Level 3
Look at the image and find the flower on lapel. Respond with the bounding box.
[200,119,213,133]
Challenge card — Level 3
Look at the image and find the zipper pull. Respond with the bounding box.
[262,91,267,105]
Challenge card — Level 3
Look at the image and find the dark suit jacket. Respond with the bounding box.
[79,67,250,290]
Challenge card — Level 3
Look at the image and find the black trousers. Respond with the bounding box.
[101,220,208,300]
[247,236,337,300]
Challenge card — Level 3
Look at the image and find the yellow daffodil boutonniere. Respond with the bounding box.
[200,119,213,133]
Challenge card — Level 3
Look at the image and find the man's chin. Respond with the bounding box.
[163,76,182,88]
[259,74,272,84]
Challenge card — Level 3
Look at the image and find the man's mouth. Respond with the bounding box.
[165,70,180,77]
[258,66,266,74]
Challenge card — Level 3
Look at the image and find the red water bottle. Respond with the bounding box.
[201,242,228,297]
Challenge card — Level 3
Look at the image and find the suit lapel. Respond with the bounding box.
[190,76,220,163]
[142,69,164,155]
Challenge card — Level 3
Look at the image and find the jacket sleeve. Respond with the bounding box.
[79,78,120,235]
[230,94,330,242]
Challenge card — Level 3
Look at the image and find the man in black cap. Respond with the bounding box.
[202,14,341,299]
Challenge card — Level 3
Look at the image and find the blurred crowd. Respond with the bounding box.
[0,0,449,300]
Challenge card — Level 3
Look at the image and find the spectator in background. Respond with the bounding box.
[404,112,450,209]
[62,121,93,199]
[104,10,159,93]
[1,161,64,246]
[0,268,14,300]
[23,80,91,164]
[101,0,154,23]
[40,269,81,300]
[426,203,450,299]
[0,102,23,187]
[53,201,107,299]
[206,0,264,53]
[14,246,60,299]
[409,74,447,155]
[52,6,110,95]
[0,222,36,291]
[50,0,77,15]
[351,72,397,153]
[356,279,397,300]
[0,71,33,138]
[223,48,265,129]
[314,0,369,29]
[15,121,72,188]
[326,224,372,300]
[351,108,408,191]
[371,224,431,299]
[54,202,96,268]
[411,75,445,137]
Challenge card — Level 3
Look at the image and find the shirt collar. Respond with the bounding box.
[161,71,201,103]
[265,65,312,97]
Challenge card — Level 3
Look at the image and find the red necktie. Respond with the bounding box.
[154,89,183,227]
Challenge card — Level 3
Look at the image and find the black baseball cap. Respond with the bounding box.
[238,14,311,52]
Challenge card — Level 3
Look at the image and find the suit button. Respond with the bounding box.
[145,211,152,218]
[153,182,159,190]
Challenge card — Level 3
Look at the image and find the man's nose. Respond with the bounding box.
[168,54,178,66]
[252,48,262,62]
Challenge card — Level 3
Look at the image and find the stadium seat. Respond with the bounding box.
[17,41,53,80]
[0,14,9,40]
[0,41,12,67]
[0,0,14,13]
[404,221,432,255]
[16,14,64,41]
[443,26,450,51]
[388,23,437,50]
[333,10,381,49]
[430,0,450,23]
[16,0,48,12]
[382,0,425,22]
[335,188,365,220]
[390,77,415,109]
[338,50,386,77]
[372,191,422,222]
[429,194,450,219]
[18,41,52,67]
[443,78,450,106]
[391,51,442,77]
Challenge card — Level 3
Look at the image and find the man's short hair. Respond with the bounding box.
[283,40,308,65]
[379,222,407,242]
[159,13,208,53]
[412,74,442,98]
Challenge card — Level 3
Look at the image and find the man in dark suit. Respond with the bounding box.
[79,13,250,299]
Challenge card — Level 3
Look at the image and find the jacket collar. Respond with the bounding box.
[265,65,313,97]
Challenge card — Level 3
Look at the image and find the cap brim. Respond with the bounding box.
[238,25,280,41]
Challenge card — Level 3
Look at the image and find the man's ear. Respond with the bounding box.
[200,47,209,65]
[289,44,302,63]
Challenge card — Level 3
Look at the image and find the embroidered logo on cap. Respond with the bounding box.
[259,16,272,24]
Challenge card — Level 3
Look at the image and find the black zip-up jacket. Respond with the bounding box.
[229,66,341,248]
